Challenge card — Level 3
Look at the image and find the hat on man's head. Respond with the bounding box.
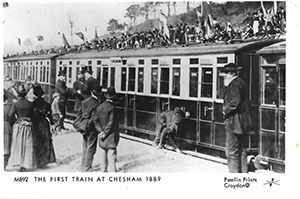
[105,87,117,99]
[33,85,45,97]
[91,84,102,95]
[220,63,242,72]
[58,70,66,76]
[83,66,93,74]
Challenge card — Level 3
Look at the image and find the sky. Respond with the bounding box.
[2,1,200,55]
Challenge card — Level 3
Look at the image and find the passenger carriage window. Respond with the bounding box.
[47,61,49,65]
[46,67,49,83]
[138,59,144,65]
[76,61,80,65]
[151,68,158,94]
[88,61,92,65]
[189,68,198,97]
[96,67,101,82]
[36,62,38,65]
[160,68,169,94]
[173,59,181,65]
[190,58,199,65]
[43,66,46,82]
[279,65,286,106]
[69,61,72,65]
[217,57,228,64]
[121,68,127,91]
[102,67,109,89]
[59,61,62,65]
[110,68,115,88]
[68,67,72,84]
[97,60,101,65]
[128,68,136,92]
[138,68,144,93]
[201,68,213,98]
[263,67,277,105]
[172,68,180,96]
[151,59,159,65]
[40,67,43,82]
[217,68,225,99]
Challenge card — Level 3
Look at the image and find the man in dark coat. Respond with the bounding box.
[82,66,100,99]
[153,107,186,153]
[55,70,69,132]
[93,87,119,172]
[221,63,253,173]
[72,70,85,113]
[77,84,102,172]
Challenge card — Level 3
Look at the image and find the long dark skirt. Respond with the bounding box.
[35,118,56,167]
[7,118,37,170]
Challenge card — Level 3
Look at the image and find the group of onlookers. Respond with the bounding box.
[4,79,56,171]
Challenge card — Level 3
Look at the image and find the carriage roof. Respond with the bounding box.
[257,41,286,54]
[57,39,284,60]
[3,53,59,62]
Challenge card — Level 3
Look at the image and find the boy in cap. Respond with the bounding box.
[221,63,253,173]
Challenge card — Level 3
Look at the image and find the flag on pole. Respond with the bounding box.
[37,35,44,41]
[94,28,98,39]
[274,1,277,14]
[159,9,170,39]
[17,37,21,46]
[123,23,128,35]
[75,32,85,41]
[204,14,214,37]
[62,33,71,48]
[260,1,267,16]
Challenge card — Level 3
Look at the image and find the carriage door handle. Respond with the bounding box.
[204,106,213,116]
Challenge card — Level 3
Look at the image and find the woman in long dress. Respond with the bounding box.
[32,85,56,168]
[7,84,36,171]
[4,90,12,170]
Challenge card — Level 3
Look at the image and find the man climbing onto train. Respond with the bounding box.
[153,107,188,153]
[221,63,253,173]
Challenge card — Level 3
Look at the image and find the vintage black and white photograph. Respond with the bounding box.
[1,0,299,198]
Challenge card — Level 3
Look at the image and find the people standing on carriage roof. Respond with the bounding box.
[32,85,56,168]
[3,90,13,170]
[55,70,70,132]
[221,63,253,173]
[77,84,103,172]
[72,70,85,113]
[82,66,101,99]
[6,84,37,171]
[93,87,119,172]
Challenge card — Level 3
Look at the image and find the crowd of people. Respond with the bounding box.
[4,6,286,59]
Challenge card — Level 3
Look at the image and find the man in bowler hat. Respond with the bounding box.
[93,87,119,172]
[78,84,102,172]
[55,70,69,132]
[82,66,100,99]
[221,63,253,173]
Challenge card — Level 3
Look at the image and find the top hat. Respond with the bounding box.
[33,85,45,97]
[105,87,117,99]
[91,84,102,94]
[58,70,66,76]
[16,84,27,95]
[220,63,242,72]
[82,66,93,74]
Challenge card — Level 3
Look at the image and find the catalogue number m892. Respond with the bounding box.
[145,176,161,182]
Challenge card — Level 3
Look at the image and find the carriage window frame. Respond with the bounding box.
[151,67,159,94]
[262,66,278,106]
[200,67,213,98]
[110,67,115,88]
[138,67,144,93]
[128,67,136,92]
[160,67,170,95]
[121,67,127,91]
[172,67,180,96]
[189,67,199,98]
[96,67,101,82]
[102,67,109,89]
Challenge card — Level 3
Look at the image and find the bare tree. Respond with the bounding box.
[166,2,171,16]
[67,11,76,46]
[186,2,190,13]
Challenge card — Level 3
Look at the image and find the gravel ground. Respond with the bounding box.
[33,124,228,173]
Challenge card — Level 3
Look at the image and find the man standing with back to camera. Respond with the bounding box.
[221,63,253,173]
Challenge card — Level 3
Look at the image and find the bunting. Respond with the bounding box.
[62,33,71,48]
[75,32,85,41]
[37,35,44,41]
[159,9,170,39]
[17,37,21,46]
[95,28,98,39]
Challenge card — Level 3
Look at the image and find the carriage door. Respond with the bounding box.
[198,58,229,151]
[260,57,285,171]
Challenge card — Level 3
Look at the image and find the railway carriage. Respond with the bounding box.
[3,54,59,102]
[3,39,286,172]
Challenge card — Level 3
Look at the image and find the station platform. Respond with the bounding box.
[32,122,228,173]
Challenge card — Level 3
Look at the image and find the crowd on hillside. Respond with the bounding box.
[5,6,286,58]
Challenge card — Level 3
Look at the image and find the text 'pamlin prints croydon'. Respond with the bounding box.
[13,176,162,183]
[223,177,257,189]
